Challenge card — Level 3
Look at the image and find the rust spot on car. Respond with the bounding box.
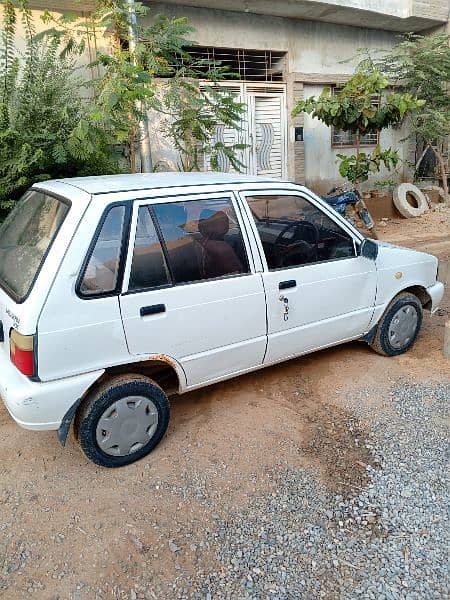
[148,354,177,368]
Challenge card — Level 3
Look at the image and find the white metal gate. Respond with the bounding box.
[205,82,287,178]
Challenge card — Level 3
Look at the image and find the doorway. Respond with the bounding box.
[205,82,288,178]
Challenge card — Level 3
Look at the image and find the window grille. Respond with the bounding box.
[332,129,379,147]
[330,86,379,148]
[180,46,286,82]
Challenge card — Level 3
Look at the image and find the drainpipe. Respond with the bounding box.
[126,0,153,172]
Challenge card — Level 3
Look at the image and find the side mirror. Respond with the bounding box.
[360,238,378,261]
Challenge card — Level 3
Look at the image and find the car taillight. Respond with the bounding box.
[10,330,35,377]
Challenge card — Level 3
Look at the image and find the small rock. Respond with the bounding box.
[169,540,180,553]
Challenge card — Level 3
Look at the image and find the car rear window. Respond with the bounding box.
[0,190,70,302]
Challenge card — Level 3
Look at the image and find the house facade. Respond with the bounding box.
[9,1,450,192]
[146,1,449,192]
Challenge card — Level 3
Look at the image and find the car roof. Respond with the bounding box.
[40,172,288,196]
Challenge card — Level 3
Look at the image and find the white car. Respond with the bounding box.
[0,173,444,467]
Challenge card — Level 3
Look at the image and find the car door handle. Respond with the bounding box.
[140,304,166,317]
[279,280,297,290]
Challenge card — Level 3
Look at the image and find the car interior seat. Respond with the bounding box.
[198,209,244,278]
[153,204,203,283]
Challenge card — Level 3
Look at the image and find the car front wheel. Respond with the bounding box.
[370,292,423,357]
[75,374,170,468]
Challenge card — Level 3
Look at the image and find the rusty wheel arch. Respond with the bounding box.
[58,356,183,448]
[101,355,183,397]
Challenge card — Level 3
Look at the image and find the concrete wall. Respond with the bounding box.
[149,3,407,190]
[0,6,108,97]
[412,0,450,21]
[302,85,410,194]
[149,3,397,74]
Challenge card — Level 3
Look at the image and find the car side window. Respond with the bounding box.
[152,197,250,285]
[79,205,126,296]
[247,194,356,270]
[129,207,170,291]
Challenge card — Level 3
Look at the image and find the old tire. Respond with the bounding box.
[75,374,170,468]
[393,183,428,218]
[370,292,423,357]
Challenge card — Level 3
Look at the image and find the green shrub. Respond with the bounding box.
[0,1,120,219]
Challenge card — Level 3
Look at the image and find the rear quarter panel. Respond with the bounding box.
[0,183,91,360]
[37,199,129,382]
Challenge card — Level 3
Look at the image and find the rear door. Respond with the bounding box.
[119,192,267,388]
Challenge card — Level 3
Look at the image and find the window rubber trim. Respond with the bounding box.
[76,201,133,300]
[147,205,175,286]
[122,271,254,296]
[0,189,72,305]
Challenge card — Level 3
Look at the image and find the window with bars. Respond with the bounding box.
[180,46,286,82]
[330,86,379,148]
[331,129,379,147]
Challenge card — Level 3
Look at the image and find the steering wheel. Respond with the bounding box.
[275,221,319,266]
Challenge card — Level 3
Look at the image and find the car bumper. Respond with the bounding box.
[427,281,445,314]
[0,350,103,431]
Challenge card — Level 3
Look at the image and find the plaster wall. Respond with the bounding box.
[149,3,397,74]
[0,6,108,96]
[302,85,409,195]
[149,3,409,188]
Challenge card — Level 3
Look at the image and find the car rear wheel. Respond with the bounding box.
[370,292,423,356]
[75,375,170,467]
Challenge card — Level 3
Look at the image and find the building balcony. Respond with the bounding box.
[156,0,449,32]
[27,1,449,32]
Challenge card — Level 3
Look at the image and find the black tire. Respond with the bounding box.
[75,374,170,468]
[370,292,423,357]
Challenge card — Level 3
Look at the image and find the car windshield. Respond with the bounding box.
[0,190,70,302]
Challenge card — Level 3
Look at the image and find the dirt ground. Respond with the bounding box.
[0,207,449,599]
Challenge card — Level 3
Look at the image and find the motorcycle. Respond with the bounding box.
[322,187,377,238]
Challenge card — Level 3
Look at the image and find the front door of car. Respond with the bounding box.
[239,190,377,364]
[119,193,267,388]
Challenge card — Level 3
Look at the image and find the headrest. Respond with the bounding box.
[198,209,229,239]
[154,204,187,228]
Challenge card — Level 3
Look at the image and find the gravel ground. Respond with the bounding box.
[159,380,448,600]
[1,379,448,600]
[1,237,448,599]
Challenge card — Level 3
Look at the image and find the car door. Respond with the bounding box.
[239,189,377,364]
[119,192,267,388]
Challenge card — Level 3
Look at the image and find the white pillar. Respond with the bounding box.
[127,0,153,173]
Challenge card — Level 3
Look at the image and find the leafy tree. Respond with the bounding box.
[157,73,247,172]
[43,0,246,173]
[359,33,450,202]
[0,0,120,218]
[0,0,246,218]
[292,70,424,185]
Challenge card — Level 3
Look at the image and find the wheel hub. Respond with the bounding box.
[388,305,418,350]
[95,396,159,457]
